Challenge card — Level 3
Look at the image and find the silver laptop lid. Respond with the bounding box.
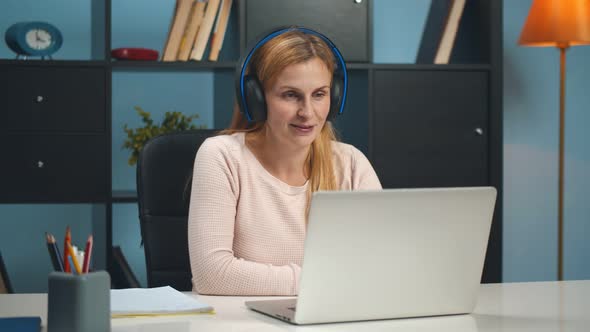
[294,187,497,324]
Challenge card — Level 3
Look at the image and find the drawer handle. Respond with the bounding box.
[475,128,484,136]
[37,161,45,168]
[36,95,44,103]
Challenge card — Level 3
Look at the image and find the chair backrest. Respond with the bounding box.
[0,250,14,293]
[137,130,218,290]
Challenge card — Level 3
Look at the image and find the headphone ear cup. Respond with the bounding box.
[244,75,267,122]
[329,71,344,120]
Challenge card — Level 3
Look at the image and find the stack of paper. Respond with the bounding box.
[110,286,214,317]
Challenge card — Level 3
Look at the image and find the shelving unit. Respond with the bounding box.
[110,61,237,70]
[0,0,502,283]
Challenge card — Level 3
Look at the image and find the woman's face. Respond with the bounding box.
[264,57,332,150]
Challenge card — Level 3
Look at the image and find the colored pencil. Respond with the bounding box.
[50,234,65,271]
[82,235,93,274]
[45,233,64,272]
[68,256,78,275]
[63,226,71,273]
[67,242,82,275]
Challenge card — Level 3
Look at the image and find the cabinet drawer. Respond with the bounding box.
[0,67,106,132]
[245,0,369,62]
[0,135,108,202]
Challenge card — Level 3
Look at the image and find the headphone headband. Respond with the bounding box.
[236,26,348,122]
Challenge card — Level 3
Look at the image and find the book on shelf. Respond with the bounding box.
[208,0,233,61]
[416,0,466,64]
[177,0,207,61]
[162,0,195,62]
[434,0,466,64]
[190,0,221,61]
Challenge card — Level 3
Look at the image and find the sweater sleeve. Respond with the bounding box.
[351,146,382,190]
[187,138,300,295]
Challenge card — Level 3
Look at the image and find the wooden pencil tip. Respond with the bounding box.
[46,233,55,243]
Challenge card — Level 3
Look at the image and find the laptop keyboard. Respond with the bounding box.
[287,307,297,312]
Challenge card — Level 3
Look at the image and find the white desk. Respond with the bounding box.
[1,280,588,331]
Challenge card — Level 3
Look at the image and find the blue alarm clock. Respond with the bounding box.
[5,21,63,59]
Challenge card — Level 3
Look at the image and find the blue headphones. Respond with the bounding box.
[235,26,348,123]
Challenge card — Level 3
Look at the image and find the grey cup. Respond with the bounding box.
[48,271,110,332]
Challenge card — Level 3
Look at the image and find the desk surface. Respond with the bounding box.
[0,280,588,331]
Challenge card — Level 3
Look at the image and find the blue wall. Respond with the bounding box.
[1,0,588,292]
[373,0,430,63]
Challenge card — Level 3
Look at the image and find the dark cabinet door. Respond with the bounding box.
[0,69,34,131]
[0,135,35,201]
[0,67,106,132]
[372,70,489,188]
[245,0,369,62]
[0,134,108,202]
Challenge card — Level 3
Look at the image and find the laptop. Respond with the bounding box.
[245,186,497,325]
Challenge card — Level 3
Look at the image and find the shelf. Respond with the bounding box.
[346,63,377,70]
[110,61,238,71]
[0,59,491,72]
[0,59,106,67]
[363,63,492,71]
[109,61,492,72]
[111,190,138,203]
[0,131,107,136]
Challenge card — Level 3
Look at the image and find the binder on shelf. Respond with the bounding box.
[162,0,195,62]
[208,0,232,61]
[189,0,221,61]
[178,0,208,61]
[434,0,466,64]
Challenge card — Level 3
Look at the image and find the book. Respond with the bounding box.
[416,0,452,64]
[0,317,41,332]
[162,0,195,62]
[434,0,466,64]
[208,0,233,61]
[177,0,208,61]
[110,286,214,317]
[189,0,221,61]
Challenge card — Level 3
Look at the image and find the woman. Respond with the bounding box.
[188,28,381,295]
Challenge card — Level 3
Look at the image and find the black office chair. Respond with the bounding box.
[137,129,218,291]
[0,250,14,293]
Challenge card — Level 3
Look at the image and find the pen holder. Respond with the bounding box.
[47,271,111,332]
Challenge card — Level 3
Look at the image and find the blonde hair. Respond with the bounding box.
[221,30,340,216]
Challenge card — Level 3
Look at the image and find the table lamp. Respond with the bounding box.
[518,0,590,280]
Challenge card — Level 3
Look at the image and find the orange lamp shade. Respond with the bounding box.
[519,0,590,47]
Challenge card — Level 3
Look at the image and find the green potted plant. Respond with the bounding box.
[123,106,205,165]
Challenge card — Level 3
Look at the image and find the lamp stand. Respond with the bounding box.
[558,45,568,281]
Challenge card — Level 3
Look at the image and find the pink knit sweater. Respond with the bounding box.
[188,132,381,295]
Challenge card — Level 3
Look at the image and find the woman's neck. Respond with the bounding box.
[246,131,310,186]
